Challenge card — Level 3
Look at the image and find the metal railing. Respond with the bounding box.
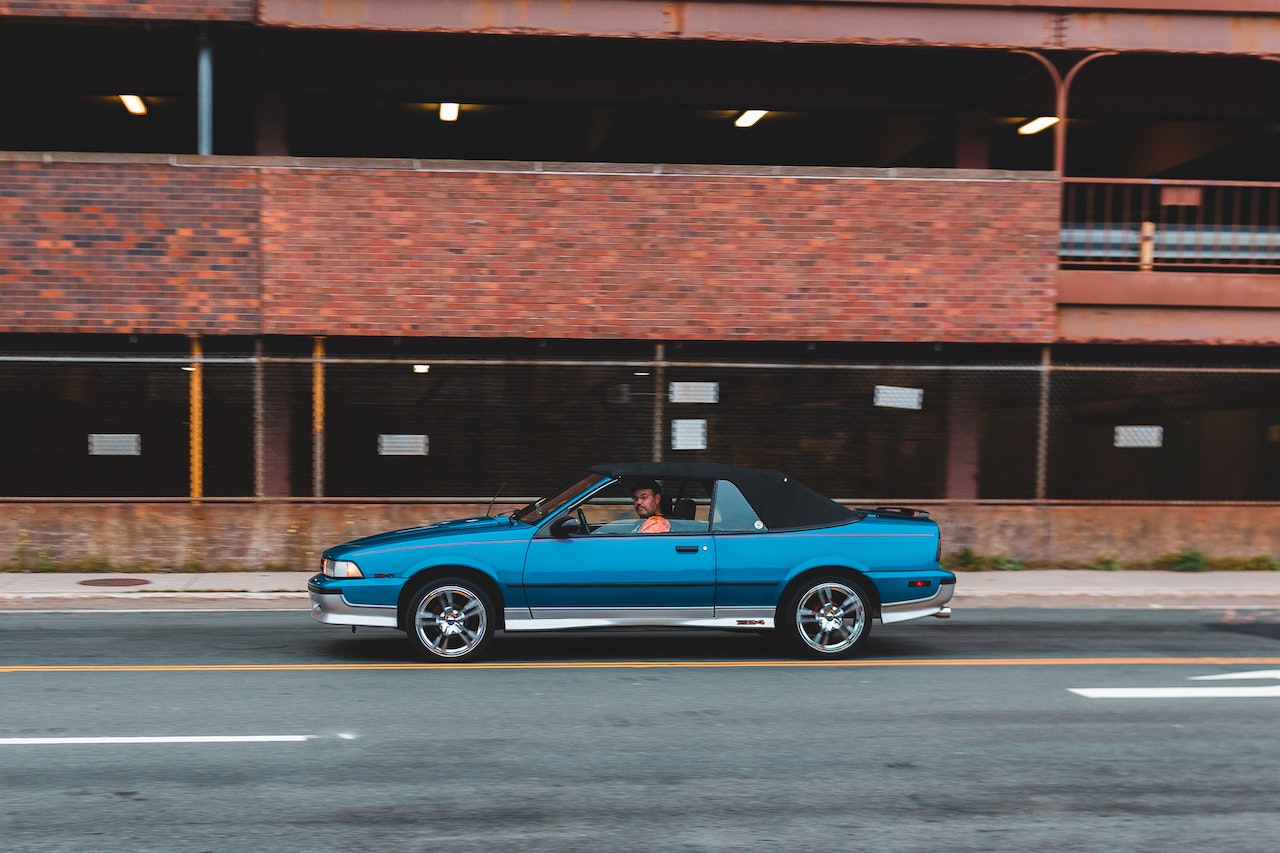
[1061,178,1280,272]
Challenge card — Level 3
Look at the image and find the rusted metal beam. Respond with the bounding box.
[257,0,1280,55]
[1057,305,1280,344]
[1058,270,1280,309]
[845,0,1278,11]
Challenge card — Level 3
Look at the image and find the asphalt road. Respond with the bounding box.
[2,608,1278,853]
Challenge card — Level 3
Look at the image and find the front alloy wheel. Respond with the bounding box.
[784,577,871,659]
[407,579,494,662]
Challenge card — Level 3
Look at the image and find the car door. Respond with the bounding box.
[522,478,715,620]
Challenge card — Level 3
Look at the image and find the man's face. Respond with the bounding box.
[632,488,661,519]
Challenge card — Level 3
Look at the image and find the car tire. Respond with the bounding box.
[781,576,872,659]
[406,578,495,663]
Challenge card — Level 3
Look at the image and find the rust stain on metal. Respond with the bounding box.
[663,1,685,36]
[1057,305,1280,345]
[1229,16,1275,54]
[1045,13,1067,48]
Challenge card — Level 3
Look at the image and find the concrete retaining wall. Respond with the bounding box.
[931,504,1280,566]
[3,502,1279,572]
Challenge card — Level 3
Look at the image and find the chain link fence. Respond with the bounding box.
[3,345,1279,502]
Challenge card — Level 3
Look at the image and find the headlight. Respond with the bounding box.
[322,558,364,579]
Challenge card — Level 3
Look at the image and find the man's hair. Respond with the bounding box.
[630,479,662,496]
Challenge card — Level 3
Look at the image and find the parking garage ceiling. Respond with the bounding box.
[0,11,1277,178]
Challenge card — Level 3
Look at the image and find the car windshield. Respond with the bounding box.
[510,472,608,526]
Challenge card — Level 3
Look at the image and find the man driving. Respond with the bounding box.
[630,480,670,533]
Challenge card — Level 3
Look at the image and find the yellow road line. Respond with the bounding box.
[3,657,1280,673]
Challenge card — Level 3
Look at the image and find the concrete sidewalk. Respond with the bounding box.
[0,572,312,610]
[0,570,1276,610]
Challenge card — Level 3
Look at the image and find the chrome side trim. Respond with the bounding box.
[309,590,398,628]
[879,581,956,624]
[712,607,775,626]
[503,606,775,632]
[529,606,715,621]
[504,607,533,625]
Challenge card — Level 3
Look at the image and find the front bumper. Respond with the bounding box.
[308,575,398,628]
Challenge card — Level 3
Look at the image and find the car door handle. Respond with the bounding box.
[675,545,700,553]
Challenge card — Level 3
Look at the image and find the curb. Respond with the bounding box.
[0,570,1276,611]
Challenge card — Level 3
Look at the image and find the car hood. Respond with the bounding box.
[326,515,523,556]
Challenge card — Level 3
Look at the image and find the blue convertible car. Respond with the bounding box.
[309,462,954,662]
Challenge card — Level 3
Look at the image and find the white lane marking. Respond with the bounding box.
[1072,669,1280,699]
[1070,685,1280,699]
[0,735,314,745]
[1190,669,1280,681]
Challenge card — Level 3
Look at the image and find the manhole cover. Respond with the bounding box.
[77,578,151,587]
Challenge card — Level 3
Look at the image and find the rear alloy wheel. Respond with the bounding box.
[407,579,494,663]
[783,577,872,659]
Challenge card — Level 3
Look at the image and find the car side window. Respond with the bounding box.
[571,478,712,535]
[711,481,767,533]
[664,479,711,533]
[574,480,641,534]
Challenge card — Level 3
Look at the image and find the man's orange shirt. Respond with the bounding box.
[637,514,670,533]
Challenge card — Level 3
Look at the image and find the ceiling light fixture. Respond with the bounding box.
[734,109,768,128]
[119,94,147,116]
[439,102,460,122]
[412,364,431,374]
[1017,116,1059,135]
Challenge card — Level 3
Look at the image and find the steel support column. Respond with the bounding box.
[189,335,204,501]
[197,32,213,155]
[312,336,325,498]
[652,343,666,462]
[254,339,265,498]
[1035,345,1052,501]
[1013,50,1115,175]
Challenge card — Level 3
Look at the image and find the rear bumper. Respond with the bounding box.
[879,577,956,624]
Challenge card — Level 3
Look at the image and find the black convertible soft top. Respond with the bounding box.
[587,462,860,530]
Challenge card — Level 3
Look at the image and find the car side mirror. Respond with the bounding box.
[549,515,583,538]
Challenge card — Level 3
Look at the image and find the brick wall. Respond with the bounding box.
[0,159,262,333]
[2,156,1061,342]
[261,165,1060,342]
[0,0,253,20]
